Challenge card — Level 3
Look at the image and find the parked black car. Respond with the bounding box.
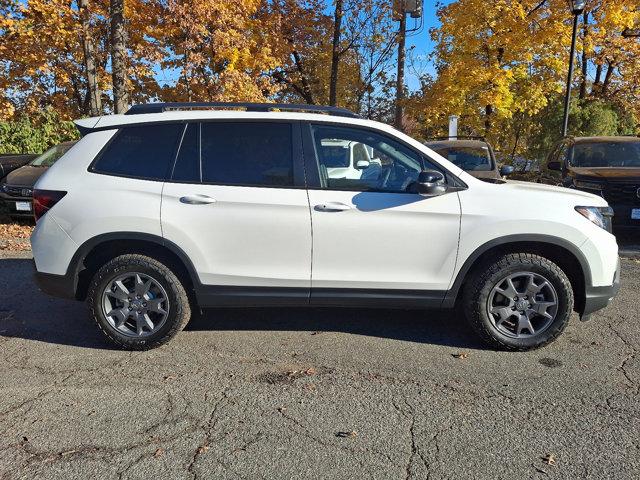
[0,153,38,179]
[541,136,640,226]
[424,138,514,181]
[0,141,76,219]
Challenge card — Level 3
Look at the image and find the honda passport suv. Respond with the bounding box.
[30,103,620,351]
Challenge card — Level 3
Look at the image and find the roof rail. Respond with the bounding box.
[425,135,486,142]
[125,102,361,118]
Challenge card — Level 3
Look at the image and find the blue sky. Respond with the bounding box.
[404,2,446,90]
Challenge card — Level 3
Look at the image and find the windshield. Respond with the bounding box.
[30,143,73,167]
[433,146,492,171]
[571,141,640,168]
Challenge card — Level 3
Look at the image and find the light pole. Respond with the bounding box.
[562,0,586,138]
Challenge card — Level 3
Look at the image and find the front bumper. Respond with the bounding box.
[611,204,640,227]
[580,257,621,320]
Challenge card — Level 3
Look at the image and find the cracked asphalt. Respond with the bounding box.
[0,252,638,479]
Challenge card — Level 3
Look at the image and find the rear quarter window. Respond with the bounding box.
[91,124,183,180]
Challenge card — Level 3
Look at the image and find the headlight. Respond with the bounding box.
[0,184,6,193]
[575,206,614,232]
[574,179,603,190]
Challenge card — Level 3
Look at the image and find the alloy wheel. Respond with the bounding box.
[101,272,169,337]
[486,271,558,339]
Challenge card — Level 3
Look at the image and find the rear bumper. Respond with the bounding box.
[32,260,76,300]
[581,257,621,320]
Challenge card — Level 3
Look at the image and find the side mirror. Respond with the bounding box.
[547,161,562,171]
[355,160,370,170]
[416,170,447,197]
[499,165,515,177]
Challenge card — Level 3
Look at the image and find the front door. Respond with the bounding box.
[161,121,312,303]
[303,123,461,305]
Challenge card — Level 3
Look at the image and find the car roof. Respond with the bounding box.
[74,110,391,132]
[424,139,489,149]
[571,136,640,143]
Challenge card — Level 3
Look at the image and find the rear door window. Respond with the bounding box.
[171,123,200,182]
[200,122,294,187]
[92,124,183,180]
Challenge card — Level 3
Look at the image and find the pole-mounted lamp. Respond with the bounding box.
[561,0,586,137]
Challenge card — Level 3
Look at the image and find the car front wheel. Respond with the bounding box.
[463,253,574,351]
[87,254,191,350]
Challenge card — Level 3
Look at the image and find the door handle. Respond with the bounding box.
[314,202,351,212]
[179,194,217,205]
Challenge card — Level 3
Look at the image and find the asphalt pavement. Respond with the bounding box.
[0,252,638,479]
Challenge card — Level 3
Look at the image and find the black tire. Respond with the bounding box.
[87,254,191,350]
[462,253,574,351]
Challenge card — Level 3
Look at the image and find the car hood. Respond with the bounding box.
[500,179,607,205]
[3,165,48,187]
[571,167,640,180]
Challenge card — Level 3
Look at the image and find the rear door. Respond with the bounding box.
[161,121,312,302]
[303,123,462,304]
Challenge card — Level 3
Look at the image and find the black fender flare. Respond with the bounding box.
[442,234,591,308]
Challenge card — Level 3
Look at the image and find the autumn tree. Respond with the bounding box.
[407,0,639,157]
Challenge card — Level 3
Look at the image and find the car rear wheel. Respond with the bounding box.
[87,254,191,350]
[462,253,574,351]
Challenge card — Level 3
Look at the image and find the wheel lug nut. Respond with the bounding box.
[143,303,147,307]
[128,306,133,311]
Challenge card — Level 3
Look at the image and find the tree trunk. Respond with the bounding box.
[79,0,101,115]
[484,104,493,135]
[79,0,101,116]
[329,0,344,106]
[602,60,614,94]
[394,8,406,131]
[292,50,316,104]
[579,11,588,99]
[110,0,129,113]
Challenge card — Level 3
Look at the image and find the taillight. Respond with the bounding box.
[33,189,67,221]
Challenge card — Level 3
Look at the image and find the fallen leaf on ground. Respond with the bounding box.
[304,367,316,375]
[335,430,357,438]
[153,448,164,457]
[452,352,469,359]
[542,453,556,465]
[197,445,209,454]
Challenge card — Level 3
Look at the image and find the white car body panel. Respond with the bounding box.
[33,129,164,274]
[161,183,312,287]
[308,189,461,290]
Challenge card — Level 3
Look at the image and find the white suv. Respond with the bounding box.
[30,103,620,351]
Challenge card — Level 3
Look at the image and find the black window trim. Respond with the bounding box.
[301,121,467,194]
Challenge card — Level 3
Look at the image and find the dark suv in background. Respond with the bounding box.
[0,141,76,219]
[424,138,514,181]
[542,136,640,227]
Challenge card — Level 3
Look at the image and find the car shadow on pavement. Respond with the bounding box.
[0,258,483,350]
[188,307,484,349]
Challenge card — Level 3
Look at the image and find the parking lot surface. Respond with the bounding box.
[0,252,638,479]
